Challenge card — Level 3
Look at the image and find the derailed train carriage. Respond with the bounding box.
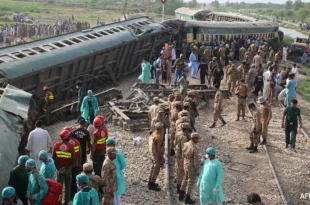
[0,17,173,105]
[163,19,283,54]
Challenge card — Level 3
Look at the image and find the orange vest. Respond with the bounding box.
[54,141,73,167]
[69,138,80,161]
[91,126,108,150]
[45,91,55,103]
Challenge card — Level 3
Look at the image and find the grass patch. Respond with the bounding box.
[297,76,310,102]
[283,35,295,47]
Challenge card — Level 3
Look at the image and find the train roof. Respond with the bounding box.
[209,12,256,21]
[0,17,168,80]
[175,7,210,16]
[164,19,279,29]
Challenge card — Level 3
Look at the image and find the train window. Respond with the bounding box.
[62,40,74,46]
[84,34,96,39]
[53,42,66,48]
[105,30,114,34]
[11,52,27,59]
[77,36,89,41]
[111,28,120,32]
[132,23,141,28]
[0,55,16,62]
[32,47,47,53]
[98,31,109,36]
[0,60,4,64]
[91,33,102,37]
[127,25,136,29]
[143,21,150,24]
[42,45,56,51]
[137,22,145,26]
[22,49,37,56]
[70,38,82,43]
[117,26,126,31]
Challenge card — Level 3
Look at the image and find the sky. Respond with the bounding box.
[184,0,310,4]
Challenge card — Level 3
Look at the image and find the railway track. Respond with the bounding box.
[247,100,310,205]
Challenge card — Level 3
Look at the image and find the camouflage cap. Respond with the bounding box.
[107,147,117,154]
[83,163,93,172]
[181,123,190,129]
[153,97,159,102]
[190,132,200,139]
[175,101,182,107]
[155,122,164,129]
[178,110,189,117]
[183,102,191,107]
[180,116,190,122]
[168,94,174,99]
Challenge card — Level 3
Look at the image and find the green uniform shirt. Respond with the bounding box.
[284,107,300,127]
[8,166,29,203]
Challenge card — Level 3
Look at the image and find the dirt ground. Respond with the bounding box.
[45,63,310,204]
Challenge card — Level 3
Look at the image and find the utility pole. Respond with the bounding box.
[161,0,166,22]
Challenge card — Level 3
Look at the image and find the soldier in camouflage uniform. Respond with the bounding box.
[208,57,218,85]
[239,46,246,61]
[170,102,182,154]
[101,147,117,205]
[151,109,168,137]
[210,84,226,128]
[148,97,160,122]
[203,46,212,63]
[174,123,190,194]
[235,79,248,121]
[83,163,105,200]
[257,97,272,145]
[184,95,198,131]
[247,103,261,153]
[175,111,190,133]
[148,122,164,191]
[179,133,200,204]
[226,61,238,92]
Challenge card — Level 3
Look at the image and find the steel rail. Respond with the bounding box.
[165,128,173,205]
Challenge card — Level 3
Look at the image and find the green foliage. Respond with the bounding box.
[211,0,220,9]
[293,0,303,11]
[152,0,186,16]
[282,35,295,46]
[297,8,309,22]
[297,77,310,103]
[285,0,293,10]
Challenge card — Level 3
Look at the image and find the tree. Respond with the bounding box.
[293,0,303,11]
[211,0,219,9]
[297,8,309,22]
[285,0,293,10]
[285,10,294,17]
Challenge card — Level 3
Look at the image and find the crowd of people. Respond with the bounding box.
[0,15,90,46]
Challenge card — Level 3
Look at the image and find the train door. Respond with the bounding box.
[193,27,199,41]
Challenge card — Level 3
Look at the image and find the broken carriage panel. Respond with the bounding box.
[0,17,173,106]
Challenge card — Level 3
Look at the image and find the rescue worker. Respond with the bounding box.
[148,97,160,122]
[91,117,108,176]
[247,103,261,153]
[101,147,118,205]
[253,52,262,70]
[73,174,99,205]
[179,133,200,204]
[173,54,185,87]
[106,138,126,205]
[72,118,91,165]
[209,84,226,128]
[38,150,55,180]
[247,64,257,97]
[148,122,164,191]
[170,102,182,154]
[2,186,17,205]
[235,79,247,121]
[53,130,75,205]
[174,123,190,195]
[63,126,82,200]
[208,57,218,86]
[257,97,272,145]
[25,159,48,205]
[82,163,105,199]
[8,155,29,205]
[197,57,208,85]
[43,86,54,125]
[80,90,99,124]
[253,69,264,102]
[226,61,238,92]
[198,147,224,204]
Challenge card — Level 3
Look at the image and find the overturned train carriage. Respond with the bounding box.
[0,17,173,104]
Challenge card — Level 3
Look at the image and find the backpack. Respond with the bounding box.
[36,175,63,205]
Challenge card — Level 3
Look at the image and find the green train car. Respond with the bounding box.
[163,19,283,53]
